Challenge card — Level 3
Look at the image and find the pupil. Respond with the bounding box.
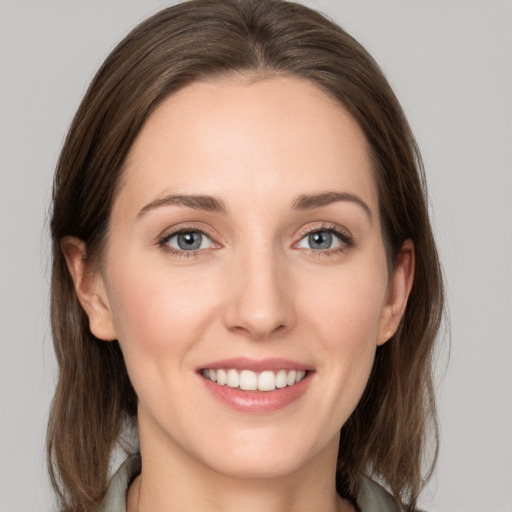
[178,232,202,250]
[309,231,332,250]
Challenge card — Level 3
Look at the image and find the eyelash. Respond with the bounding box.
[157,223,354,259]
[158,226,216,259]
[295,223,354,256]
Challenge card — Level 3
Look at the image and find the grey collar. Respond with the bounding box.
[100,454,402,512]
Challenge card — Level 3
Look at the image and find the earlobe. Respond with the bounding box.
[377,239,415,346]
[61,236,117,341]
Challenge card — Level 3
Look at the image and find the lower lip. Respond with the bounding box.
[200,373,312,413]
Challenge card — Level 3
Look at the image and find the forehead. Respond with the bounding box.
[117,76,378,216]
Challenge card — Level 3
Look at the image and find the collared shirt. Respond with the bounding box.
[99,454,402,512]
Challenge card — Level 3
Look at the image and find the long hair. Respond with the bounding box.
[48,1,444,510]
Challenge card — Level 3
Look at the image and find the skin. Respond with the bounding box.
[63,76,414,512]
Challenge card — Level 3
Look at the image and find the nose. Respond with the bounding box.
[223,247,296,341]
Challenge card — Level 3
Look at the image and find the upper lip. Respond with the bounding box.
[198,357,312,372]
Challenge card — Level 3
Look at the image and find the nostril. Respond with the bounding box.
[228,321,289,341]
[221,264,296,339]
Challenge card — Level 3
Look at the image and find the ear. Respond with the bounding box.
[61,236,117,341]
[377,239,415,346]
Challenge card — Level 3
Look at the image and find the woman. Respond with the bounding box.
[47,0,444,511]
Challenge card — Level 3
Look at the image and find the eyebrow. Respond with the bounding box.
[291,191,372,221]
[137,194,227,217]
[137,190,372,221]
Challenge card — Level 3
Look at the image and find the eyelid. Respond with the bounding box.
[166,231,214,250]
[293,222,355,252]
[157,223,221,256]
[155,221,354,258]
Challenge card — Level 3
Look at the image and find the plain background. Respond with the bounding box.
[0,1,511,511]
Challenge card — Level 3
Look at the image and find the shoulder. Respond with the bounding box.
[356,477,427,512]
[356,477,402,511]
[99,456,425,512]
[98,454,141,512]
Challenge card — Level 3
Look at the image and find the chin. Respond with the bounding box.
[187,426,338,481]
[202,450,311,480]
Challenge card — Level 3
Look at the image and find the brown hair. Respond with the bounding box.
[48,0,444,510]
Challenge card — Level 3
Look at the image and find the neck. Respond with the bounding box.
[127,415,352,512]
[128,472,348,512]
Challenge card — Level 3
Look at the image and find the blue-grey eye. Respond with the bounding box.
[166,231,213,251]
[297,230,342,250]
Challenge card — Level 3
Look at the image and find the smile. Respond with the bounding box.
[201,368,307,392]
[198,358,313,412]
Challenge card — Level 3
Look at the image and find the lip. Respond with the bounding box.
[198,357,311,372]
[197,358,313,413]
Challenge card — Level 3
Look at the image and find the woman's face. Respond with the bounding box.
[73,76,412,479]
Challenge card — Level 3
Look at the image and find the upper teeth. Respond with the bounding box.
[202,368,307,392]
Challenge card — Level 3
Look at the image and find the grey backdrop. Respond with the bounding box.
[1,1,511,511]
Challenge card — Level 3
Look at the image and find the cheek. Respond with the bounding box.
[301,259,388,399]
[104,259,221,366]
[306,260,388,341]
[103,262,225,426]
